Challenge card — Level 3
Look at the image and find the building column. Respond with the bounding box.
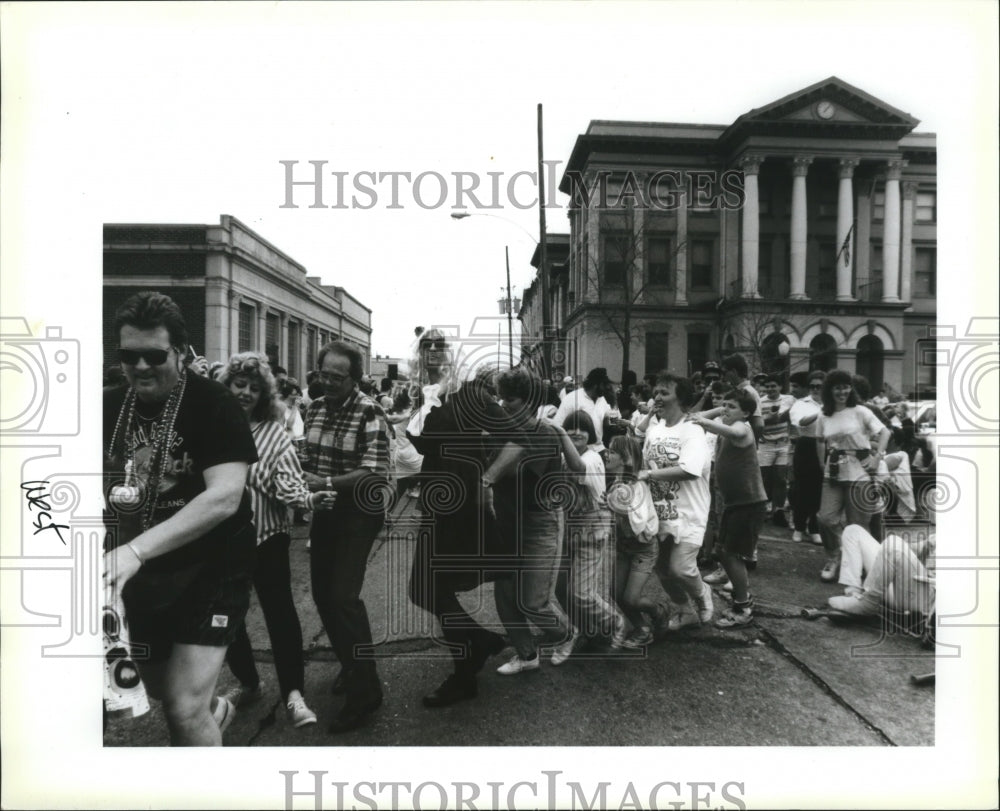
[739,154,764,298]
[881,159,907,303]
[789,155,813,300]
[900,181,917,303]
[675,185,688,305]
[836,158,860,301]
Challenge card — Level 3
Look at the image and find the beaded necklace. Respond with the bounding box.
[107,371,188,531]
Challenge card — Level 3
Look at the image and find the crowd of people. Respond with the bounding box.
[103,291,936,746]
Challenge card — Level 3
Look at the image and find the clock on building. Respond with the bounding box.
[815,101,835,120]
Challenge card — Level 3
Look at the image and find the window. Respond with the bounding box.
[646,236,672,286]
[287,321,299,379]
[758,240,774,296]
[307,327,317,372]
[816,189,838,219]
[915,192,936,223]
[856,335,884,393]
[809,334,837,372]
[915,338,937,395]
[265,312,280,370]
[602,233,628,286]
[872,191,885,222]
[690,240,714,290]
[687,332,710,377]
[861,245,884,302]
[238,303,254,352]
[817,242,837,297]
[645,332,669,376]
[913,247,936,296]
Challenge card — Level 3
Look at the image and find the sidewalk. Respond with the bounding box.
[105,500,935,747]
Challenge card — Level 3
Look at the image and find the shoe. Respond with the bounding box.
[548,629,580,666]
[721,579,734,592]
[820,557,840,582]
[220,681,262,708]
[828,594,879,617]
[619,626,654,648]
[844,585,865,598]
[702,566,729,585]
[696,580,715,623]
[610,619,628,649]
[331,667,353,696]
[422,674,478,708]
[715,608,754,629]
[791,530,805,543]
[810,533,823,546]
[211,696,236,735]
[496,654,540,675]
[327,693,383,734]
[652,604,671,637]
[286,697,318,728]
[667,607,701,632]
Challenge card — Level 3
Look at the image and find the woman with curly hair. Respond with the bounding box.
[218,352,337,729]
[815,369,891,583]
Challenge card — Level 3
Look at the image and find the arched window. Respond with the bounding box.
[856,335,885,394]
[809,334,837,372]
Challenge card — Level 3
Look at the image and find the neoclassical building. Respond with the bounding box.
[521,77,936,396]
[103,215,372,380]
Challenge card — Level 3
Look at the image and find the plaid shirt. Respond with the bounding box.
[302,388,390,481]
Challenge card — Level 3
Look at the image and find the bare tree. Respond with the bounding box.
[717,298,809,379]
[579,206,685,381]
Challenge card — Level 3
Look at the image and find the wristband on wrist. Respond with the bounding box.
[126,542,145,565]
[325,476,333,490]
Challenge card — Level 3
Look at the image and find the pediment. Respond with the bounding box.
[722,77,920,142]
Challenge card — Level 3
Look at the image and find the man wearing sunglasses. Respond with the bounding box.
[103,291,258,746]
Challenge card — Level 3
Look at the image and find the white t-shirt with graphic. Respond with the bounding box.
[642,417,711,544]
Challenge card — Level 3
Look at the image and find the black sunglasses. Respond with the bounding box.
[421,340,448,351]
[118,347,171,366]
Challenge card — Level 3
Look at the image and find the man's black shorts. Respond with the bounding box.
[719,501,768,562]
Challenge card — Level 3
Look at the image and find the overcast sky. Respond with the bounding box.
[6,1,996,364]
[2,3,998,807]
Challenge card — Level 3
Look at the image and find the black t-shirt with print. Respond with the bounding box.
[103,370,258,574]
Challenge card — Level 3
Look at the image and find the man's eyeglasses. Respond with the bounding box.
[118,348,170,366]
[421,340,448,351]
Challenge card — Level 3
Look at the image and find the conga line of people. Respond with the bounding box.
[104,292,934,745]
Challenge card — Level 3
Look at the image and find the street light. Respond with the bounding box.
[450,211,539,246]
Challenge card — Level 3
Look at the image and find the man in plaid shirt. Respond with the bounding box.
[300,340,390,734]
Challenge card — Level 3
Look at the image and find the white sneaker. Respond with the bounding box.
[286,697,318,728]
[791,530,805,543]
[497,654,540,675]
[696,581,715,623]
[548,629,580,666]
[220,681,262,708]
[667,607,701,632]
[810,533,823,546]
[820,557,840,582]
[702,566,729,585]
[212,696,236,735]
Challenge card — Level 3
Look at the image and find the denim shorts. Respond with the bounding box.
[616,534,659,574]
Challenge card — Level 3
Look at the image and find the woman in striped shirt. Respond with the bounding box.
[218,353,337,729]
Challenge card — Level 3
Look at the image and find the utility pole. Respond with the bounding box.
[537,102,550,377]
[505,246,514,365]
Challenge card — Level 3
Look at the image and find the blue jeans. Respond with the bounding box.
[565,511,624,637]
[494,510,572,659]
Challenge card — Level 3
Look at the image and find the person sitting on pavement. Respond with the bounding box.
[828,524,935,623]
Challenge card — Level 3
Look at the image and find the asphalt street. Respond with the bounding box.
[105,498,935,747]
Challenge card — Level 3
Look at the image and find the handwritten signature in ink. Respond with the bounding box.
[20,480,70,544]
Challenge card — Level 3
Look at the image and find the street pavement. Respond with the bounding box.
[105,498,935,747]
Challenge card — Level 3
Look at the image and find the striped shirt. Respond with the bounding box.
[247,419,313,545]
[302,388,390,480]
